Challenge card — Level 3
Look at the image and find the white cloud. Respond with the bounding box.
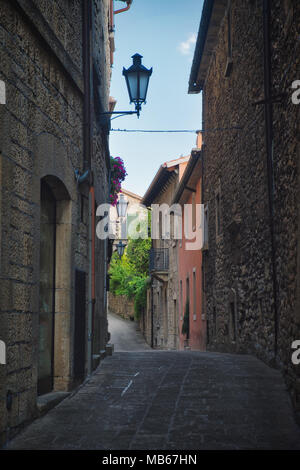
[178,34,196,56]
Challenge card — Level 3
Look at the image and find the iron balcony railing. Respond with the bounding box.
[150,248,169,272]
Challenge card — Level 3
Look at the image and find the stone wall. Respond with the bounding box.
[0,0,111,446]
[108,292,134,320]
[150,172,181,350]
[270,0,300,411]
[201,0,300,410]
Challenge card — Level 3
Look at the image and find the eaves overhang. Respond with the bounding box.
[172,149,202,206]
[142,156,190,208]
[141,166,172,208]
[188,0,227,94]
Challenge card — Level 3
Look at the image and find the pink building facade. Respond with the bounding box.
[173,135,206,350]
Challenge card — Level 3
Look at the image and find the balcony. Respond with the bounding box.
[150,248,169,276]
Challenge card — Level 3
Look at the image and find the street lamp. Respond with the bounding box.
[101,54,152,121]
[123,54,152,118]
[116,193,129,218]
[117,240,126,259]
[116,193,128,240]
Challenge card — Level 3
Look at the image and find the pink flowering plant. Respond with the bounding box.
[110,156,127,206]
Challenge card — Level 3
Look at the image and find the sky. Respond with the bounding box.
[109,0,204,198]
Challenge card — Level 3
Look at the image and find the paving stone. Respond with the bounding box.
[5,351,300,450]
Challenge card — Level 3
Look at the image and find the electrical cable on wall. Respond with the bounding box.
[110,126,243,133]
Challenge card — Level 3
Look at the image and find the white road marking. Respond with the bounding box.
[121,380,133,397]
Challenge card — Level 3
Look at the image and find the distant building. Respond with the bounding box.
[173,132,205,350]
[108,188,143,321]
[110,188,143,247]
[142,156,190,349]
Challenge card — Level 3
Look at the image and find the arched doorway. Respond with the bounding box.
[38,176,72,395]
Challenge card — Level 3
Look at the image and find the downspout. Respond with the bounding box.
[83,0,92,172]
[263,0,278,360]
[114,0,132,15]
[110,0,114,31]
[89,185,96,375]
[200,138,206,350]
[83,0,95,376]
[109,0,115,66]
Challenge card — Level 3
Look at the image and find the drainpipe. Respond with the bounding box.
[263,0,278,360]
[83,0,92,172]
[199,133,206,350]
[88,185,96,375]
[110,0,114,31]
[83,0,95,376]
[114,0,133,15]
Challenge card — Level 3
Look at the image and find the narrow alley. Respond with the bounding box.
[0,0,299,456]
[108,312,151,352]
[6,315,300,450]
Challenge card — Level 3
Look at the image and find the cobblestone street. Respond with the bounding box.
[6,350,300,450]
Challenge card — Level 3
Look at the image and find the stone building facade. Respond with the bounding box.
[109,188,143,248]
[142,156,189,350]
[189,0,300,412]
[0,0,116,446]
[172,137,206,351]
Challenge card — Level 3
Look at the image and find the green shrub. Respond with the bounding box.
[108,236,151,319]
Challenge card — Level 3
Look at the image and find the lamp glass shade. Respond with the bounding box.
[125,71,138,102]
[123,54,152,105]
[139,71,151,102]
[117,241,126,259]
[116,194,128,218]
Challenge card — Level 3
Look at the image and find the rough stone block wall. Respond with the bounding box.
[0,0,110,446]
[108,292,134,320]
[270,0,300,410]
[202,0,300,410]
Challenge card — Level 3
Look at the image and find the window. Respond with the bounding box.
[159,212,163,242]
[204,204,209,249]
[192,192,196,230]
[193,270,196,321]
[180,281,183,321]
[185,276,190,340]
[186,276,190,305]
[225,1,233,77]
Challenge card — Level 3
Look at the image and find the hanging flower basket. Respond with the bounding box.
[110,156,127,206]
